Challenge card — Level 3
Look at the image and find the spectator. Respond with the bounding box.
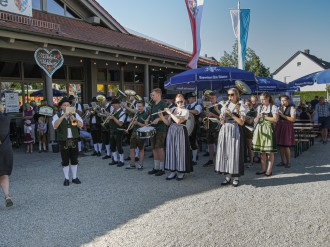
[310,96,319,110]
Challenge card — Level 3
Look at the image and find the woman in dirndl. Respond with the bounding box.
[215,88,247,187]
[275,95,296,168]
[0,103,14,207]
[158,94,192,181]
[252,92,278,176]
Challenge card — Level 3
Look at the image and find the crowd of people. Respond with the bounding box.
[1,87,330,207]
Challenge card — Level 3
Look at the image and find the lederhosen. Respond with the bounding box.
[109,108,125,154]
[187,102,200,150]
[206,105,221,145]
[89,111,102,144]
[276,106,295,147]
[56,113,79,166]
[124,101,137,145]
[101,103,111,146]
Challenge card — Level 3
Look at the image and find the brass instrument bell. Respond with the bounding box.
[235,80,252,95]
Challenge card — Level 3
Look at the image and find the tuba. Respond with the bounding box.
[235,80,252,95]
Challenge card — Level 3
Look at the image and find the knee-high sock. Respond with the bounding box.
[192,149,198,162]
[98,143,103,152]
[112,151,118,161]
[159,161,164,171]
[154,160,160,170]
[43,143,47,150]
[135,148,139,157]
[63,166,70,180]
[119,153,124,162]
[39,143,42,151]
[106,144,111,156]
[78,141,82,152]
[94,144,99,152]
[70,165,78,179]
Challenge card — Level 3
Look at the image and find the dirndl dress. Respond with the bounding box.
[276,121,295,147]
[0,113,13,176]
[252,115,277,153]
[215,120,245,177]
[165,122,193,173]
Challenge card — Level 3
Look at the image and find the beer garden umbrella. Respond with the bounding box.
[164,66,257,91]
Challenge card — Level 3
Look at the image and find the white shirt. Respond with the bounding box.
[52,111,83,138]
[175,108,189,120]
[187,101,202,114]
[221,102,247,117]
[112,108,126,123]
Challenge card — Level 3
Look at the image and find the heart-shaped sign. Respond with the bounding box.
[34,48,64,78]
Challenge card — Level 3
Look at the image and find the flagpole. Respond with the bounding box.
[237,1,242,70]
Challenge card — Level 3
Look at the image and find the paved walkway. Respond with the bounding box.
[1,141,330,247]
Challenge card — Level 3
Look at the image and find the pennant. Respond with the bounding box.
[185,0,204,69]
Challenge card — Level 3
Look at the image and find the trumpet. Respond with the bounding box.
[100,111,113,128]
[69,113,78,126]
[124,112,138,133]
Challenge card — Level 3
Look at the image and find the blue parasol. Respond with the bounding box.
[289,69,330,87]
[164,66,256,91]
[250,76,288,93]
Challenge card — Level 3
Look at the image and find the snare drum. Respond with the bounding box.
[136,126,156,139]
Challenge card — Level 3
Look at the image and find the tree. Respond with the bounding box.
[219,40,270,77]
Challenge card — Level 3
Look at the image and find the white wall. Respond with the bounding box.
[273,53,326,92]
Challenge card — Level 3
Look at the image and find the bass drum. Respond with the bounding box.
[185,113,195,136]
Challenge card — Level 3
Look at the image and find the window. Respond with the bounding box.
[97,69,107,82]
[109,70,120,82]
[124,71,134,82]
[32,0,42,10]
[66,8,80,19]
[47,0,64,16]
[24,63,42,78]
[297,62,301,67]
[0,62,20,78]
[52,66,66,80]
[69,67,84,80]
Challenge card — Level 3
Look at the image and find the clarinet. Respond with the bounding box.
[220,100,231,122]
[254,104,264,129]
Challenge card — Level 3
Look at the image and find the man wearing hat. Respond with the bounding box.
[89,97,103,157]
[52,97,83,186]
[100,96,113,159]
[107,99,126,167]
[186,92,202,166]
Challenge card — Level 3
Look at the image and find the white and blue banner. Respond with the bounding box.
[230,4,250,70]
[0,0,32,17]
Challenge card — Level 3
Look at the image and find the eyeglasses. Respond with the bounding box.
[227,93,235,97]
[176,101,183,104]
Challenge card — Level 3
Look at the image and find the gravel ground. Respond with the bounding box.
[0,141,330,247]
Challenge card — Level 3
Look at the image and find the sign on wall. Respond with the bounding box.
[34,48,64,78]
[0,0,32,17]
[5,92,19,113]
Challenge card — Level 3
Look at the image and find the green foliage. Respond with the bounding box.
[219,40,270,77]
[294,91,327,103]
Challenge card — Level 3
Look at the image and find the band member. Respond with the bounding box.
[252,92,278,177]
[0,103,14,207]
[313,96,330,144]
[37,116,48,153]
[89,98,103,157]
[215,88,247,187]
[203,91,221,167]
[159,94,193,180]
[244,99,257,168]
[186,92,202,166]
[101,97,113,159]
[69,95,84,155]
[163,94,176,109]
[148,88,167,176]
[108,99,126,167]
[52,97,83,186]
[125,101,148,170]
[251,95,260,111]
[276,95,296,168]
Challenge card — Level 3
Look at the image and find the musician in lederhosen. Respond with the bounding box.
[52,97,83,186]
[125,101,148,170]
[89,97,103,157]
[202,91,221,167]
[215,88,247,187]
[159,94,192,180]
[147,88,167,177]
[108,99,126,167]
[275,95,296,168]
[186,92,202,166]
[252,92,278,176]
[101,97,113,159]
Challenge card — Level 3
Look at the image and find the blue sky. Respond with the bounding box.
[99,0,330,73]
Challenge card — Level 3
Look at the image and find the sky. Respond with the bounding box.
[99,0,330,73]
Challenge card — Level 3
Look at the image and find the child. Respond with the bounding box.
[37,116,48,152]
[24,120,34,153]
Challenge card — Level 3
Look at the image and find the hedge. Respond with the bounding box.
[294,91,327,103]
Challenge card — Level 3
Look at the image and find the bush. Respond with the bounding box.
[294,91,327,103]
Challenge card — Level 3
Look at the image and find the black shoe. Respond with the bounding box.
[232,179,239,187]
[97,152,101,157]
[91,151,98,156]
[265,172,272,177]
[203,152,210,157]
[5,197,13,207]
[38,150,42,153]
[148,169,159,175]
[202,160,213,167]
[135,157,139,161]
[125,156,131,161]
[109,160,118,166]
[102,155,111,160]
[117,161,125,167]
[72,178,81,184]
[155,170,165,176]
[192,161,197,166]
[221,178,231,186]
[63,179,70,186]
[256,171,266,175]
